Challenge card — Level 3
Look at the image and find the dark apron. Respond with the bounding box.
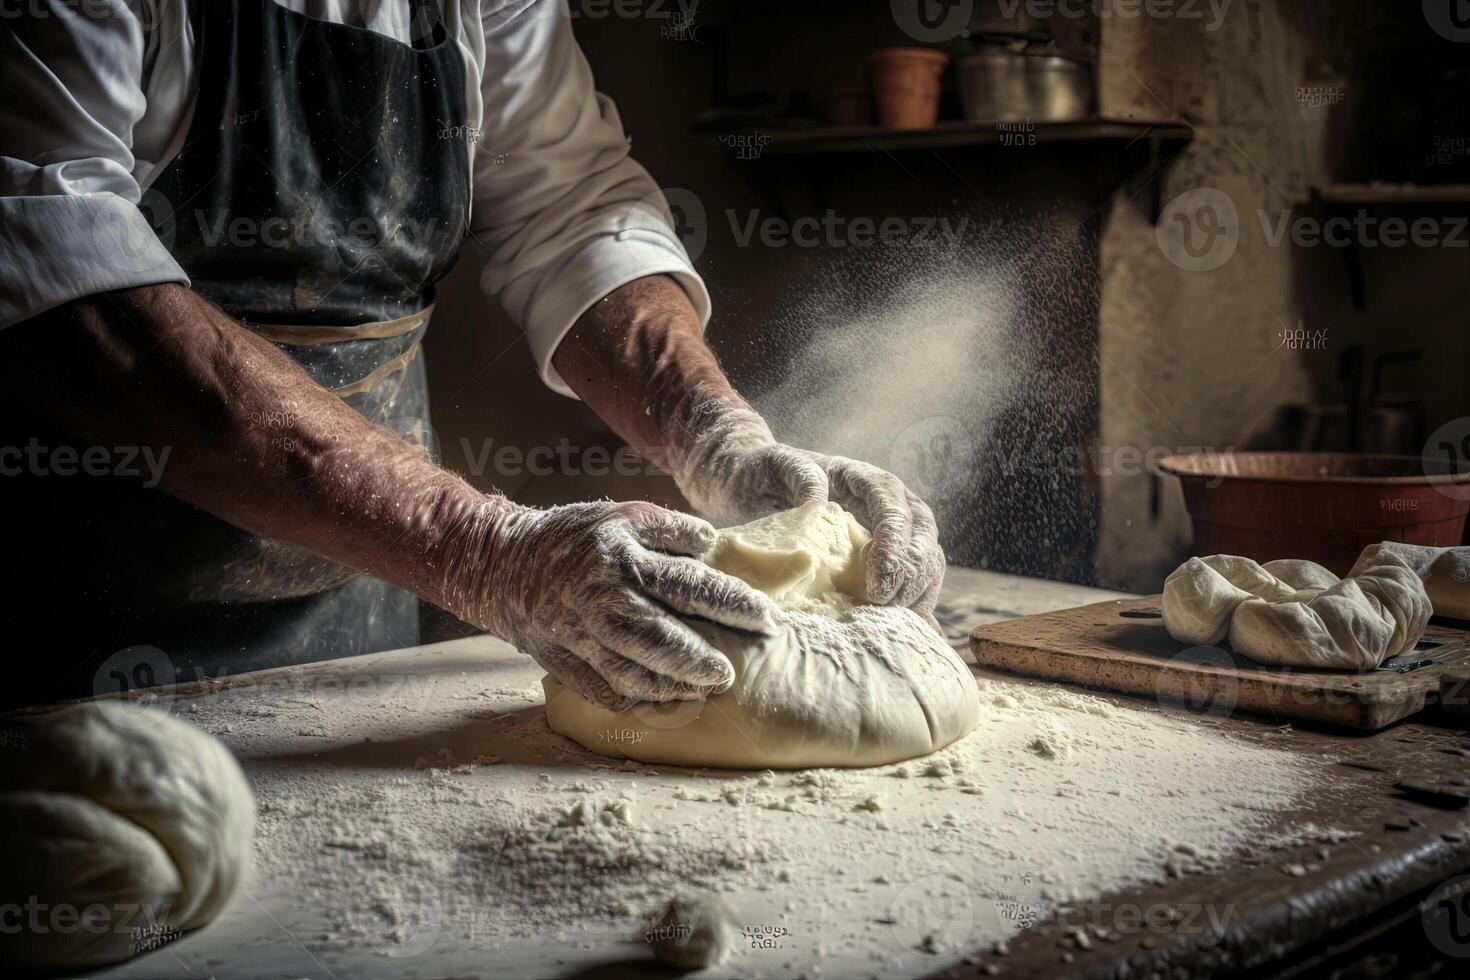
[2,0,471,706]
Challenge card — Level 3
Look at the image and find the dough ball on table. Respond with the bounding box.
[643,893,739,971]
[0,701,255,972]
[545,502,981,769]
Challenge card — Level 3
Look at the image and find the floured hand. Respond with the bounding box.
[441,499,777,711]
[672,399,945,620]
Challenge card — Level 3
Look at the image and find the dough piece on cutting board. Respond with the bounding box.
[1366,542,1470,620]
[1161,551,1432,670]
[544,502,980,769]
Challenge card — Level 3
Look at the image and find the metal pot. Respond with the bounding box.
[956,42,1093,123]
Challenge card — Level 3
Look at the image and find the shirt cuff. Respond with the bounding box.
[0,193,189,328]
[499,235,713,399]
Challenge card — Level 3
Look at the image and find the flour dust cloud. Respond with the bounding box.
[746,209,1100,578]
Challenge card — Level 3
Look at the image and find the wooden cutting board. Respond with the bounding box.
[970,596,1470,730]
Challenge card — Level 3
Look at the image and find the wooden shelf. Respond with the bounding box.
[752,117,1193,155]
[1313,183,1470,205]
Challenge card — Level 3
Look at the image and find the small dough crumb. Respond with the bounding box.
[644,893,739,970]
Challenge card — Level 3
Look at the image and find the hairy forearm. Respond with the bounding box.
[551,275,757,471]
[9,284,498,608]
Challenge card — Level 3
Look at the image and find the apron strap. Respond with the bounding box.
[330,343,423,398]
[248,304,434,346]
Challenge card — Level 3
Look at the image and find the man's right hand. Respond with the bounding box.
[446,499,777,712]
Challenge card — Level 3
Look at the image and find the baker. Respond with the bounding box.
[0,1,944,710]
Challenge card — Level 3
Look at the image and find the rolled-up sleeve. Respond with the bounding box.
[0,1,187,329]
[472,0,710,398]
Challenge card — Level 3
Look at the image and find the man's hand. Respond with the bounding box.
[552,275,947,622]
[445,498,777,711]
[672,402,946,618]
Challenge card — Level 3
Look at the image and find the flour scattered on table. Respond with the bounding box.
[183,647,1326,979]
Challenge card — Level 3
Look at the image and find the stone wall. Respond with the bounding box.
[1092,0,1464,590]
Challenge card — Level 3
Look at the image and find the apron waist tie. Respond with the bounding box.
[248,303,434,345]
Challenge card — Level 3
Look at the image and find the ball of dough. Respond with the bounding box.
[643,893,739,970]
[545,502,981,769]
[1161,551,1432,670]
[0,701,255,971]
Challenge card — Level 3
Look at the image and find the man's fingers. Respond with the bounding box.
[830,462,914,604]
[591,594,736,691]
[571,637,714,704]
[780,449,829,507]
[895,491,945,613]
[533,644,637,712]
[630,506,718,557]
[620,549,777,633]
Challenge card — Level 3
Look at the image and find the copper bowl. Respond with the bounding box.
[1158,452,1470,575]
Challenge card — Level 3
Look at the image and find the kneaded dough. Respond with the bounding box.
[545,502,980,769]
[0,701,255,971]
[1369,542,1470,620]
[1161,550,1432,670]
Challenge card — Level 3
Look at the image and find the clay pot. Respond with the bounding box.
[1158,452,1470,576]
[868,48,949,130]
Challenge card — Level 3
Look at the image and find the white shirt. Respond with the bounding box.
[0,0,708,396]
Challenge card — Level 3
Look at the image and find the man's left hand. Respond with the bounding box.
[674,403,945,620]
